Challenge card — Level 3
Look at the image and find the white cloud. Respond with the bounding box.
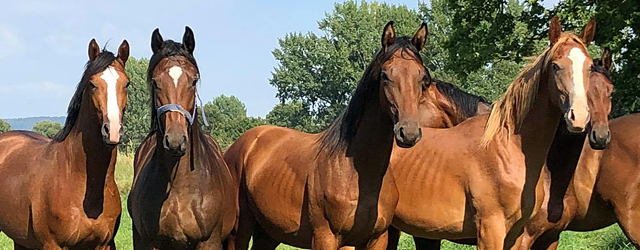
[0,24,24,59]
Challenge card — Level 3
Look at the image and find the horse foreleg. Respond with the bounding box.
[476,215,506,250]
[249,224,279,250]
[385,226,401,250]
[614,208,640,249]
[357,230,388,250]
[13,242,35,250]
[414,237,441,250]
[311,227,340,250]
[132,224,154,250]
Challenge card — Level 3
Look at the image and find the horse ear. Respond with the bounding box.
[601,47,612,72]
[412,23,428,52]
[381,21,396,52]
[183,26,195,54]
[117,40,130,65]
[580,18,596,45]
[151,28,164,54]
[88,38,100,62]
[549,16,562,46]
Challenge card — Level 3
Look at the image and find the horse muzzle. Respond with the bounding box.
[101,122,123,145]
[394,120,422,148]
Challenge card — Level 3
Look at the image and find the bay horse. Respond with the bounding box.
[0,39,129,250]
[386,16,595,250]
[418,80,491,128]
[388,48,614,250]
[128,27,235,250]
[224,22,427,250]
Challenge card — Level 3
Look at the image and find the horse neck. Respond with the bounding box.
[156,120,204,180]
[59,92,117,216]
[342,93,395,180]
[515,77,563,173]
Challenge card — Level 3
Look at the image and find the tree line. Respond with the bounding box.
[1,0,637,152]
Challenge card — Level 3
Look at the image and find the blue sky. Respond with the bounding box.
[0,0,558,119]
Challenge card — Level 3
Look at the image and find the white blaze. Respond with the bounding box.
[568,47,587,102]
[169,66,183,87]
[100,66,121,142]
[566,47,590,130]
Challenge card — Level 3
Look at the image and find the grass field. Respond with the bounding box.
[0,154,633,250]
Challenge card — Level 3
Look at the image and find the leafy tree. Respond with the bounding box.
[199,95,266,148]
[266,101,320,133]
[0,119,11,133]
[121,57,151,153]
[32,120,63,139]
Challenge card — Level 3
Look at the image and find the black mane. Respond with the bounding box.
[53,50,117,142]
[147,40,199,132]
[592,59,611,78]
[433,79,491,120]
[318,36,423,156]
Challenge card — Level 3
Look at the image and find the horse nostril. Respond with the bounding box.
[570,109,576,121]
[163,135,170,149]
[102,123,109,136]
[399,127,406,140]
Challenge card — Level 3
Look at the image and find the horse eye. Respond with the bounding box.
[552,63,560,72]
[381,71,389,81]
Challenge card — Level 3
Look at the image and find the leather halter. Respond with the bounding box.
[153,85,208,129]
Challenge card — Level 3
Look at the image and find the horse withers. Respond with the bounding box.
[0,39,129,250]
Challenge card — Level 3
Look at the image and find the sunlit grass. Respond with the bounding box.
[0,154,633,250]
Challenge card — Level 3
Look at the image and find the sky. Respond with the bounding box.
[0,0,559,119]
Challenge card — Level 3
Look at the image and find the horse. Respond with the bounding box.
[223,22,427,250]
[516,48,640,250]
[0,39,129,250]
[417,80,491,128]
[387,47,614,250]
[128,27,235,250]
[385,16,596,250]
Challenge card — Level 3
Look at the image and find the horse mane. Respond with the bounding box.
[147,40,199,133]
[592,59,610,78]
[53,50,118,142]
[434,79,491,120]
[480,34,587,146]
[318,36,423,156]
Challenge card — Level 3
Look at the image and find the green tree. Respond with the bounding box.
[0,119,11,133]
[199,95,266,148]
[266,101,320,133]
[32,120,63,139]
[121,57,151,153]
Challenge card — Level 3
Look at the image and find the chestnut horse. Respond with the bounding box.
[386,16,595,250]
[389,48,614,250]
[517,49,640,250]
[128,27,235,249]
[224,22,427,250]
[0,39,129,250]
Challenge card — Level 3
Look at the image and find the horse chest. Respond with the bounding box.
[317,169,396,241]
[155,187,217,243]
[47,206,117,247]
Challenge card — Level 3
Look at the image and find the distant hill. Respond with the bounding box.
[3,116,66,130]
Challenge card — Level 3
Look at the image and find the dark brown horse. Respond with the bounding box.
[128,27,235,249]
[223,22,427,250]
[388,48,614,250]
[0,39,129,250]
[516,49,638,250]
[386,16,595,250]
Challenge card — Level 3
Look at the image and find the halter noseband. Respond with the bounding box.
[153,85,209,129]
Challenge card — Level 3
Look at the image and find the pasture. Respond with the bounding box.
[0,154,631,250]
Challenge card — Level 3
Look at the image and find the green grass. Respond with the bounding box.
[0,154,633,250]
